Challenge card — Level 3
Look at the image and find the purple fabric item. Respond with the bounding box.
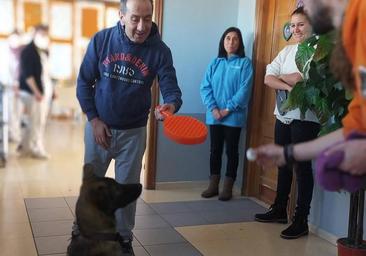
[315,150,344,191]
[315,131,366,192]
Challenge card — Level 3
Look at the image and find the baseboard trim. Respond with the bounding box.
[155,180,242,194]
[156,181,208,189]
[247,196,270,208]
[309,224,338,246]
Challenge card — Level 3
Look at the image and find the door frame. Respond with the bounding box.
[242,0,297,216]
[144,0,163,190]
[243,0,277,198]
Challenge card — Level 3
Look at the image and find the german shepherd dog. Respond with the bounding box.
[67,164,142,256]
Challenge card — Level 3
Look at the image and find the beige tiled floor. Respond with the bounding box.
[177,222,337,256]
[0,120,337,256]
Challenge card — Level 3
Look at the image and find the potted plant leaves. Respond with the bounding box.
[281,31,351,135]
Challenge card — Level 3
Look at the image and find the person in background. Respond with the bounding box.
[253,7,320,240]
[18,24,52,159]
[254,1,366,173]
[200,27,253,201]
[253,0,366,249]
[6,30,24,143]
[72,0,182,255]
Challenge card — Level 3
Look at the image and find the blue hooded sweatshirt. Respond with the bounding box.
[77,22,182,129]
[200,55,253,127]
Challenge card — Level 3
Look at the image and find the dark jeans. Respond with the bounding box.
[209,125,242,180]
[274,119,320,217]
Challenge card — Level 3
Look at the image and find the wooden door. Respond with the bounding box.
[143,0,163,190]
[23,2,42,32]
[244,0,297,209]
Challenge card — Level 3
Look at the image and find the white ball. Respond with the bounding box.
[246,148,256,161]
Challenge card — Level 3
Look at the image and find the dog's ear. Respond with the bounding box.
[83,163,97,181]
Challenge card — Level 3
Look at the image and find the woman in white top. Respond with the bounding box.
[254,7,320,239]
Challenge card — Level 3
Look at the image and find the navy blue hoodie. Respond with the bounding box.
[77,22,182,129]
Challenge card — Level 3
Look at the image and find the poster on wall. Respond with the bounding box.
[0,1,15,35]
[50,2,72,40]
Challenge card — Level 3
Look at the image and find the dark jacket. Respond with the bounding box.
[19,41,43,95]
[76,22,182,130]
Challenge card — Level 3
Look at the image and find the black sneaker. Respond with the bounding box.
[280,217,309,239]
[119,239,135,255]
[254,204,288,223]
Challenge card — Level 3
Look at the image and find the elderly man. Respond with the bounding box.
[72,0,182,254]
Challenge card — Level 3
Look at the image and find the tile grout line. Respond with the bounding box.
[23,199,41,256]
[25,196,262,255]
[140,198,203,256]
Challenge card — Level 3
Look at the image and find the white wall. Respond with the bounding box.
[156,0,256,185]
[237,0,256,59]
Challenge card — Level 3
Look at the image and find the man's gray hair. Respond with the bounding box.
[120,0,154,14]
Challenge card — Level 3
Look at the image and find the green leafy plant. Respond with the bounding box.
[281,32,352,135]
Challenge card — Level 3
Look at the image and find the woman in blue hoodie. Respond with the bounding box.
[200,27,253,201]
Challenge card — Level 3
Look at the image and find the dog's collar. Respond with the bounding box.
[83,232,121,241]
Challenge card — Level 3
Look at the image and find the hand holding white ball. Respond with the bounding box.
[246,148,257,161]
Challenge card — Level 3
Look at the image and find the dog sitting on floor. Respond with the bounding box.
[67,163,142,256]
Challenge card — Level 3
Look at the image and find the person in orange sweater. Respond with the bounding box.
[254,0,366,176]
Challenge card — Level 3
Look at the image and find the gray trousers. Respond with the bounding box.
[80,121,146,240]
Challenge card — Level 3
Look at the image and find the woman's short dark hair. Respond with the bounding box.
[291,6,310,21]
[218,27,245,58]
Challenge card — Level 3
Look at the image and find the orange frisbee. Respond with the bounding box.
[160,110,208,145]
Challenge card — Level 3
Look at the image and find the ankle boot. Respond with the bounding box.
[201,175,220,198]
[280,215,309,239]
[254,204,288,223]
[218,177,234,201]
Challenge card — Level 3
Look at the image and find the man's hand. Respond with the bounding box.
[255,144,285,169]
[90,118,112,149]
[325,139,366,175]
[26,77,44,101]
[212,108,222,120]
[34,92,43,102]
[154,103,176,121]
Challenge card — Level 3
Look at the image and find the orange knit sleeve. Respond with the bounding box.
[341,0,366,136]
[342,92,366,136]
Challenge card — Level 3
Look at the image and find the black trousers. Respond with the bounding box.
[274,119,320,217]
[209,125,242,180]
